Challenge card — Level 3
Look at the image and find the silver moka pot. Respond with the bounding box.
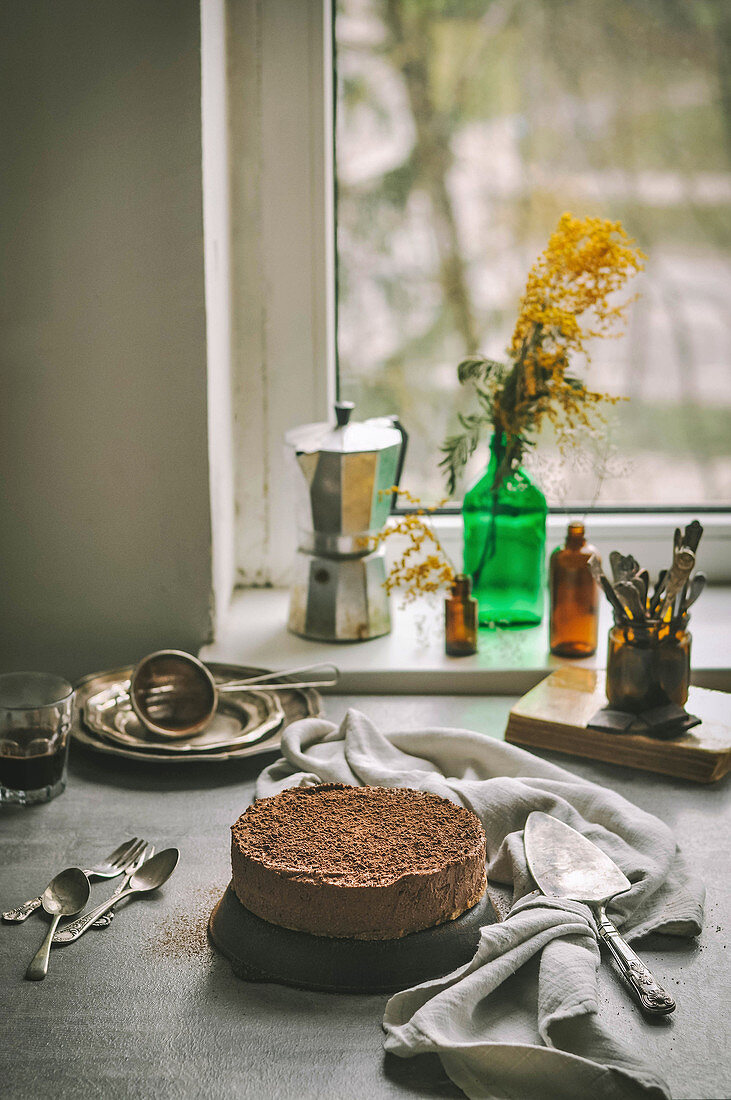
[286,402,407,641]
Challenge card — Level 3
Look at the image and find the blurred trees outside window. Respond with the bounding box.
[334,0,731,507]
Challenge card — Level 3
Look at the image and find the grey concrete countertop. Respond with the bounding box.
[1,695,729,1100]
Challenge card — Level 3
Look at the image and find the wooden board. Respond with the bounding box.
[505,668,731,783]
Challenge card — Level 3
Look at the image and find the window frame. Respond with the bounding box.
[220,0,336,592]
[214,0,731,597]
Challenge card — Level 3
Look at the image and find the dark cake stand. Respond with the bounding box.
[209,883,497,994]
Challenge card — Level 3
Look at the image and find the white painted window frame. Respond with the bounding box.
[222,0,336,592]
[207,0,731,611]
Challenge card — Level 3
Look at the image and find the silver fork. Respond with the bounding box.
[91,844,155,928]
[2,838,146,922]
[54,844,155,943]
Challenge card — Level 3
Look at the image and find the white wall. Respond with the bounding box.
[0,0,213,680]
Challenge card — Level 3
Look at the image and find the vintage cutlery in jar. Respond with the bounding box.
[591,522,705,715]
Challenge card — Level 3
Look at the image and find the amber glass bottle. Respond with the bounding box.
[549,522,599,658]
[445,574,478,656]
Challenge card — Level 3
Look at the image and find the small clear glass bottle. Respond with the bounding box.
[549,521,599,658]
[445,574,478,656]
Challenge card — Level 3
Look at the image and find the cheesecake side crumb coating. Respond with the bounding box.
[230,783,487,940]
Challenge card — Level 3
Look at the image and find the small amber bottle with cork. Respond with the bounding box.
[445,574,478,656]
[549,521,599,658]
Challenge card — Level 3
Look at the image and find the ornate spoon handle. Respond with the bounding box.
[3,895,44,922]
[53,888,135,944]
[595,905,676,1015]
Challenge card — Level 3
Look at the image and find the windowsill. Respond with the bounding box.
[200,585,731,695]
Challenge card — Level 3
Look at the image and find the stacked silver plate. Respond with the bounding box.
[72,663,321,764]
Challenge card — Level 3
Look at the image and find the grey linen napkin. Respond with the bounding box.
[256,709,704,1100]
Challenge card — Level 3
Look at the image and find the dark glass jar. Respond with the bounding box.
[445,574,478,656]
[606,622,691,713]
[549,521,599,658]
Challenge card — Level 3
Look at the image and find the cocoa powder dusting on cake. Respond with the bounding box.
[231,784,485,886]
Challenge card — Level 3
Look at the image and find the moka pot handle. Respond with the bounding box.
[389,417,409,510]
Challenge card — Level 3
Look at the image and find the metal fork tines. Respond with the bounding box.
[2,838,147,922]
[91,844,154,928]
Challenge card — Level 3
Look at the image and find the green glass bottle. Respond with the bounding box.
[462,433,547,626]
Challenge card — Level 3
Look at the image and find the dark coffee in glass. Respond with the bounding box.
[0,729,67,791]
[0,673,74,805]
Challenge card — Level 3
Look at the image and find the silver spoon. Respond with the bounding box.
[628,575,648,614]
[26,868,89,980]
[682,520,703,554]
[129,651,338,739]
[589,556,628,623]
[682,571,706,613]
[659,547,695,619]
[609,551,639,584]
[614,580,646,621]
[649,569,667,615]
[54,848,180,943]
[635,568,650,610]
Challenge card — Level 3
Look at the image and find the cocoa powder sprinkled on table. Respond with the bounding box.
[152,884,224,961]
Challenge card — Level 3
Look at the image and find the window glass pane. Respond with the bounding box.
[334,0,731,507]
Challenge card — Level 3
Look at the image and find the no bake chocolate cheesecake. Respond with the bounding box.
[230,783,487,940]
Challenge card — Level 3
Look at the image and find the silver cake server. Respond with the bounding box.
[524,812,676,1015]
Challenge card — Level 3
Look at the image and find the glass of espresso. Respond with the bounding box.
[0,672,75,805]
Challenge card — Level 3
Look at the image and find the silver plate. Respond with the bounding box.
[72,663,321,765]
[84,682,284,753]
